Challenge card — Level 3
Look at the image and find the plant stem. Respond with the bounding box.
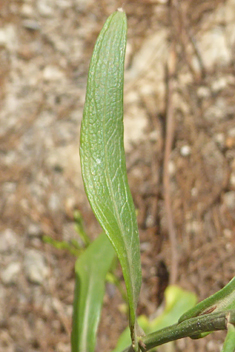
[121,310,235,352]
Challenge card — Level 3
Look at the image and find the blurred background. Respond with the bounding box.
[0,0,235,351]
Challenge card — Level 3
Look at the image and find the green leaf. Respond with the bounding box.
[80,9,142,346]
[112,285,197,352]
[71,233,115,352]
[222,323,235,352]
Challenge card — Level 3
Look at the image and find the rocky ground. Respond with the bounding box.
[0,0,235,351]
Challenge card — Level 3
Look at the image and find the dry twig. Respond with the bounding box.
[163,40,178,285]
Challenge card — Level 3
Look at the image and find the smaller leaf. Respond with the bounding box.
[222,323,235,352]
[71,233,116,352]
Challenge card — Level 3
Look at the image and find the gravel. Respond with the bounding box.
[23,249,49,284]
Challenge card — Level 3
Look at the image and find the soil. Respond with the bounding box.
[0,1,235,352]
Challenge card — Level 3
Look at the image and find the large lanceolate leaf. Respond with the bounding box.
[71,233,115,352]
[80,9,142,346]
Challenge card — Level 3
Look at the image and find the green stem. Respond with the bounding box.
[74,210,91,246]
[121,310,235,352]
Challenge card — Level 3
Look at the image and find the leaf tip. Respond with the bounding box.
[117,7,124,12]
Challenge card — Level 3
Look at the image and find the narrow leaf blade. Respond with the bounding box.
[71,233,115,352]
[80,9,142,345]
[222,323,235,352]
